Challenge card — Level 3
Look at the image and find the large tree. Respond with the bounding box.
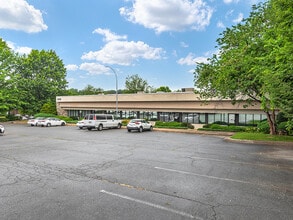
[0,39,19,114]
[17,49,67,114]
[194,0,292,135]
[124,74,149,93]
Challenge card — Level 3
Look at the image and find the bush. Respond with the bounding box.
[213,121,228,125]
[257,120,270,134]
[199,124,247,132]
[155,121,192,129]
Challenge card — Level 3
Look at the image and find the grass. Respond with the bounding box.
[231,132,293,142]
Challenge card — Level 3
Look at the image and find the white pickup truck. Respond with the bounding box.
[83,114,122,131]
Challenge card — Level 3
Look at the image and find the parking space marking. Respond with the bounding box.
[189,156,291,170]
[100,190,200,219]
[155,167,264,186]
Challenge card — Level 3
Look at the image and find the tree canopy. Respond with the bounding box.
[194,0,293,135]
[124,74,149,93]
[0,38,68,116]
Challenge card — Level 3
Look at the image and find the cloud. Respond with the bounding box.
[180,42,189,48]
[65,64,79,71]
[0,0,47,33]
[6,41,32,55]
[119,0,213,33]
[217,21,225,28]
[223,0,239,3]
[79,63,110,75]
[233,13,244,23]
[93,28,127,42]
[82,40,164,66]
[177,53,209,65]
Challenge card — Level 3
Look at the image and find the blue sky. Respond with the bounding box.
[0,0,262,91]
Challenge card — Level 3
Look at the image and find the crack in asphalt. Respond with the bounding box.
[0,154,218,219]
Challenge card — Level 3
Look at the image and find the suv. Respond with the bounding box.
[83,114,122,131]
[127,119,153,133]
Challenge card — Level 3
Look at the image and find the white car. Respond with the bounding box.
[0,124,4,135]
[127,119,153,133]
[76,120,85,129]
[38,118,66,127]
[27,117,46,126]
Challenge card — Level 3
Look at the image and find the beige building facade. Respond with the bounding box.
[56,91,267,125]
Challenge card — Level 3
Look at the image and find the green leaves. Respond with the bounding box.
[194,0,292,134]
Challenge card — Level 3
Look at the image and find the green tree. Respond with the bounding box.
[0,38,19,115]
[194,1,292,135]
[80,84,103,95]
[261,0,293,119]
[156,86,171,93]
[40,101,57,115]
[124,74,149,93]
[17,49,67,115]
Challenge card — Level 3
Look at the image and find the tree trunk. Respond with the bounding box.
[265,110,277,135]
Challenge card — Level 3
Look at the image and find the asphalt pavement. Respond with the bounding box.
[0,123,292,220]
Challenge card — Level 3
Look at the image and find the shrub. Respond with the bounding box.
[213,121,228,125]
[257,120,270,134]
[155,121,192,129]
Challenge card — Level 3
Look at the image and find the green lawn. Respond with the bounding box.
[231,132,293,142]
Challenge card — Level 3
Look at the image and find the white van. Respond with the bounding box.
[83,114,122,131]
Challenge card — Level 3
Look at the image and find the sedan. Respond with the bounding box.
[38,118,66,127]
[27,117,46,126]
[0,124,4,135]
[127,119,153,133]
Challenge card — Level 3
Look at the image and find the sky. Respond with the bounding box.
[0,0,263,91]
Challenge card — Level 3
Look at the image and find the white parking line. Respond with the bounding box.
[155,167,259,186]
[189,156,287,169]
[100,190,201,219]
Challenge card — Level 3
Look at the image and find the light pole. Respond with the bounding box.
[105,66,118,116]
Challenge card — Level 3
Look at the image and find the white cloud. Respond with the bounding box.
[93,28,127,42]
[120,0,213,33]
[223,0,239,4]
[0,0,47,33]
[79,63,110,75]
[6,41,32,55]
[82,40,164,66]
[217,21,225,28]
[65,64,79,71]
[180,42,189,48]
[233,13,244,23]
[177,53,209,65]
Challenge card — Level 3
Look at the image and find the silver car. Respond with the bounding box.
[127,119,153,133]
[27,117,46,126]
[38,118,66,127]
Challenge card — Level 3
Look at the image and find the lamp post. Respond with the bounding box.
[105,66,118,116]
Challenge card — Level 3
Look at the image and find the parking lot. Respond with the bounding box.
[0,123,292,220]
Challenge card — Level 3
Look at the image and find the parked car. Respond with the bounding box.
[0,124,4,135]
[127,119,153,133]
[38,118,66,127]
[76,120,85,129]
[27,117,46,126]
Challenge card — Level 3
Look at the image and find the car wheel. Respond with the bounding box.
[47,123,51,127]
[30,124,34,127]
[61,122,65,126]
[79,127,83,129]
[139,127,143,133]
[98,124,103,131]
[117,123,122,129]
[149,126,153,131]
[128,129,131,132]
[87,127,92,131]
